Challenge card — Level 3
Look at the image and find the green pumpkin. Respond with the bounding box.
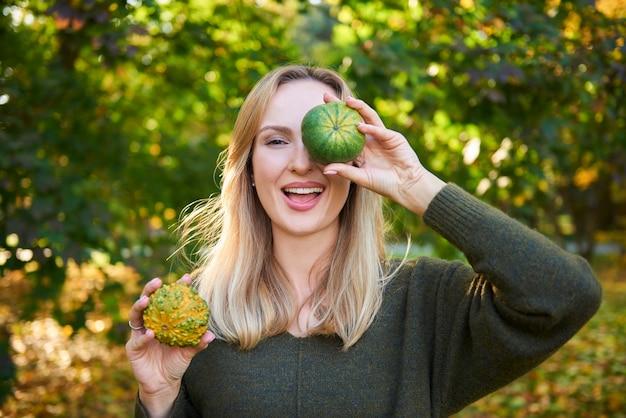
[301,101,365,165]
[143,282,210,347]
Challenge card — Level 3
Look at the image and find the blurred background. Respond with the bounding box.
[1,0,624,416]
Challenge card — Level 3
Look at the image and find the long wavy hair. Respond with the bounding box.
[176,65,393,350]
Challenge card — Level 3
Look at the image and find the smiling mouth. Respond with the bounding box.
[283,187,324,203]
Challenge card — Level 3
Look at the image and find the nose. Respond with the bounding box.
[288,140,315,174]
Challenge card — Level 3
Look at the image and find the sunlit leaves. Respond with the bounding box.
[301,0,625,259]
[1,0,625,411]
[455,261,626,416]
[0,1,305,365]
[1,256,622,416]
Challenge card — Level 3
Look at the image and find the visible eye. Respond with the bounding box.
[265,137,288,146]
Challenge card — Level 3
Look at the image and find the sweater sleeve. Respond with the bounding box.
[134,385,200,418]
[421,183,602,415]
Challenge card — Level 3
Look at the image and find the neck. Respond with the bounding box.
[272,227,338,305]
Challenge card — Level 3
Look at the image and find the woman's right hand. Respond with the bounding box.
[322,95,446,216]
[125,274,215,417]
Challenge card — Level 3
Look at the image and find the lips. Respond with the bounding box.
[283,187,324,203]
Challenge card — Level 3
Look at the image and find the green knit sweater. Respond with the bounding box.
[135,184,602,417]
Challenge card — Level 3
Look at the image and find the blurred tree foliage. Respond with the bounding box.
[0,0,303,402]
[0,0,624,408]
[302,0,626,258]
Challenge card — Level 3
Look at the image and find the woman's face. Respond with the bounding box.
[251,80,352,240]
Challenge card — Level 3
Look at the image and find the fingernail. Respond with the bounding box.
[181,273,190,279]
[324,170,338,175]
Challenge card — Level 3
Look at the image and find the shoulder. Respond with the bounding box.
[371,257,474,347]
[382,257,472,305]
[385,257,470,286]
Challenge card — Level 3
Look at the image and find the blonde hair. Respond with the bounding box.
[177,65,392,350]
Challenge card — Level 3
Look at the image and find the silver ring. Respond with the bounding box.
[128,320,144,330]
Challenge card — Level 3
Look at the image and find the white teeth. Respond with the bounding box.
[283,187,323,194]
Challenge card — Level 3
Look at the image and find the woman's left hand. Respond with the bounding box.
[322,94,445,216]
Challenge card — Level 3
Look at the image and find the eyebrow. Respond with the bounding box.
[256,125,293,136]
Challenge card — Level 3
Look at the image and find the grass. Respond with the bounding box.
[0,255,624,417]
[455,255,626,417]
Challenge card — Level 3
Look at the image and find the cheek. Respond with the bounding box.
[252,164,281,187]
[331,177,352,204]
[251,150,276,184]
[251,152,286,204]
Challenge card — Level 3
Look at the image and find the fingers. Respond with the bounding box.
[323,94,384,128]
[322,92,341,103]
[357,122,390,139]
[128,278,161,332]
[128,295,150,333]
[125,327,156,355]
[196,331,216,351]
[346,96,385,127]
[142,277,163,298]
[176,273,192,285]
[324,162,365,182]
[127,274,198,339]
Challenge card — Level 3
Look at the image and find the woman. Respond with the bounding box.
[126,65,602,417]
